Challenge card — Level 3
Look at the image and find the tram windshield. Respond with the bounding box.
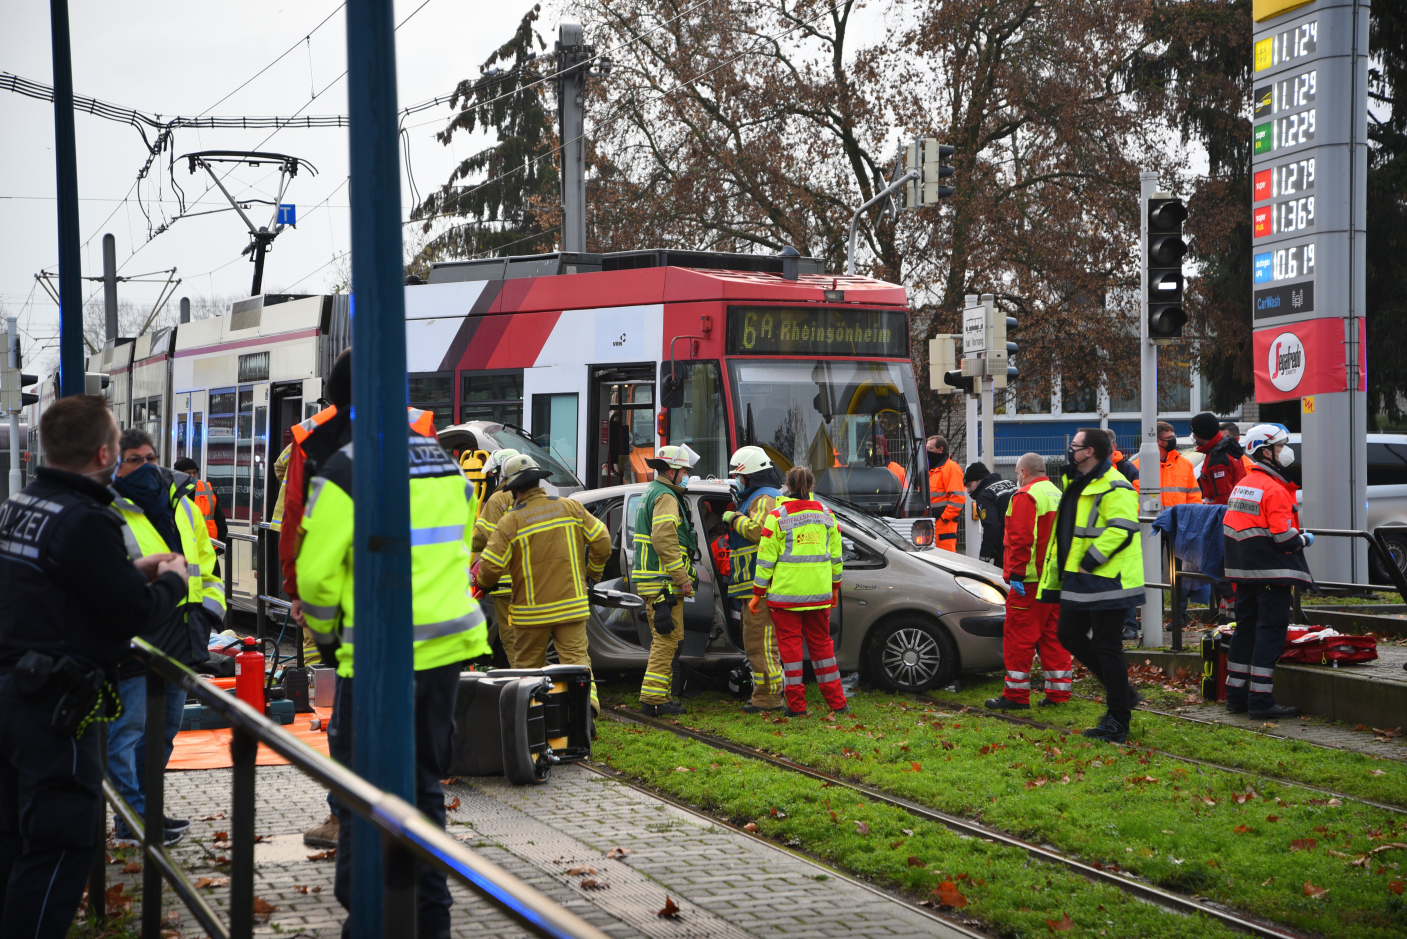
[728,359,924,514]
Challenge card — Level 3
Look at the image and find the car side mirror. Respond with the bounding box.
[909,518,934,548]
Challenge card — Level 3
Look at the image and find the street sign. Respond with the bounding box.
[962,302,986,355]
[278,203,297,226]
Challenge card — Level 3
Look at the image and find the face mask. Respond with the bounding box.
[1278,446,1295,467]
[89,458,120,485]
[1066,448,1079,466]
[727,477,743,493]
[677,473,692,488]
[929,450,947,467]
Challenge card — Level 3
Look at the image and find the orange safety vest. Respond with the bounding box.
[192,478,219,539]
[290,403,437,446]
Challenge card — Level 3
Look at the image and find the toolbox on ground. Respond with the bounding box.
[179,691,295,731]
[448,665,593,785]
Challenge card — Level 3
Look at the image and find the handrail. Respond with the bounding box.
[90,638,611,939]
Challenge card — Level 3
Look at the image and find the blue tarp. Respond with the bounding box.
[1152,503,1228,605]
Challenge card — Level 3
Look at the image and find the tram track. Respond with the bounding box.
[603,707,1310,939]
[920,692,1407,817]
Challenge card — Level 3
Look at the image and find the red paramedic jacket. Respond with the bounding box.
[1002,477,1056,585]
[1222,461,1312,585]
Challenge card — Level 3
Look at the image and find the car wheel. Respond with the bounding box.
[864,616,957,693]
[1380,532,1407,583]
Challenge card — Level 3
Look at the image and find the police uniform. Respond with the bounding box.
[726,481,783,710]
[631,477,697,706]
[753,493,846,714]
[0,467,185,939]
[296,427,488,935]
[471,486,521,666]
[476,487,611,710]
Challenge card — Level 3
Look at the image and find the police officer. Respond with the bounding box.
[475,454,611,712]
[0,395,189,939]
[1038,428,1144,743]
[632,444,701,716]
[470,448,521,666]
[1222,423,1311,719]
[963,461,1016,567]
[107,429,226,848]
[297,390,488,938]
[721,446,784,713]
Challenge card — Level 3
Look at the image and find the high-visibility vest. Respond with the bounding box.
[1223,462,1312,585]
[191,478,219,539]
[110,477,226,621]
[1003,478,1060,583]
[1132,449,1202,507]
[1036,464,1144,609]
[290,404,436,446]
[753,494,843,611]
[725,486,780,599]
[631,480,698,594]
[297,428,489,678]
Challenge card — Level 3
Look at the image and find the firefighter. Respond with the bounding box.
[476,454,611,713]
[1222,423,1311,719]
[926,435,965,552]
[630,443,701,717]
[721,445,785,713]
[297,409,488,936]
[986,453,1071,710]
[1131,422,1202,507]
[750,465,846,717]
[470,448,521,666]
[1038,428,1144,743]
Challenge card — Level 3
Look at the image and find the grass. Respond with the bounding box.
[594,719,1247,939]
[600,684,1407,938]
[930,670,1407,809]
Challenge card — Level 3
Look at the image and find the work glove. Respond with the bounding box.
[748,595,763,615]
[1301,531,1315,548]
[831,587,840,608]
[652,595,676,635]
[723,510,740,525]
[1009,580,1026,597]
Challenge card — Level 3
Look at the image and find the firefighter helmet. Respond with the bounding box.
[482,447,521,475]
[499,453,552,491]
[727,445,773,477]
[645,443,701,472]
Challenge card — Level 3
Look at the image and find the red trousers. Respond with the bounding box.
[770,606,847,713]
[1002,593,1072,705]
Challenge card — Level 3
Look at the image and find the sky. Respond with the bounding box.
[0,0,538,370]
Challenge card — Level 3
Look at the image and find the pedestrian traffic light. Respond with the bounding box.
[943,367,975,394]
[1147,193,1187,340]
[904,139,955,208]
[0,369,37,410]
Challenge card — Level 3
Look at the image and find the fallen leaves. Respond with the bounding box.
[445,797,461,812]
[122,860,142,874]
[674,766,696,773]
[580,877,608,889]
[1026,776,1049,790]
[212,831,229,842]
[567,866,597,876]
[194,877,230,889]
[932,880,967,908]
[907,856,926,867]
[743,823,758,832]
[196,811,226,822]
[252,896,279,916]
[307,849,336,861]
[1234,825,1255,835]
[105,883,132,913]
[854,820,870,836]
[1046,912,1075,932]
[908,761,923,772]
[1389,880,1404,895]
[1290,838,1318,853]
[657,896,681,918]
[1303,881,1328,898]
[1126,775,1158,786]
[606,846,631,859]
[1265,815,1280,823]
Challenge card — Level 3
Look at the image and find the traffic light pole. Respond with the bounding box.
[1138,171,1164,646]
[965,393,979,558]
[6,318,20,497]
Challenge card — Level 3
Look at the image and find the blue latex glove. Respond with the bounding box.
[1301,531,1315,548]
[1009,580,1026,596]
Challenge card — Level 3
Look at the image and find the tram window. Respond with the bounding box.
[664,361,725,480]
[408,372,454,429]
[531,393,578,475]
[461,370,523,426]
[234,388,255,521]
[192,412,204,463]
[176,415,188,460]
[252,405,267,525]
[207,391,236,521]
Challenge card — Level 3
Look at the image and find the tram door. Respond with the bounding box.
[588,364,656,489]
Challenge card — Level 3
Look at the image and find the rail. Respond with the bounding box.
[1137,515,1407,652]
[86,638,612,939]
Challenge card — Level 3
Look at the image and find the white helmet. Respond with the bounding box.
[499,453,551,490]
[1244,423,1294,466]
[482,448,520,475]
[646,443,700,472]
[727,445,773,477]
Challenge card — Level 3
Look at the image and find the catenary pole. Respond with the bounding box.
[50,0,84,397]
[1138,171,1163,646]
[7,318,21,497]
[345,0,415,934]
[103,233,118,343]
[557,20,587,253]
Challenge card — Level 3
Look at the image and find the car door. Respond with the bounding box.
[622,490,719,656]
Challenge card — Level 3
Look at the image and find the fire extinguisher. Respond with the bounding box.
[235,637,266,713]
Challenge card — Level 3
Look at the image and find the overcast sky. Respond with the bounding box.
[1,0,537,369]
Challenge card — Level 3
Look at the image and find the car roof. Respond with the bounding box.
[575,480,734,502]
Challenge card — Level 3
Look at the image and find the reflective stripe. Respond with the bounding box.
[303,601,340,620]
[180,499,196,530]
[783,674,805,686]
[1223,566,1314,582]
[1044,670,1072,678]
[202,596,226,617]
[187,562,202,578]
[1224,526,1274,540]
[1007,671,1031,680]
[1164,486,1199,493]
[1250,680,1274,692]
[1227,662,1249,673]
[1108,518,1139,532]
[1060,586,1144,604]
[1272,528,1303,543]
[782,661,802,671]
[816,671,842,685]
[1074,526,1105,537]
[1085,547,1109,567]
[1224,675,1247,687]
[1249,665,1275,677]
[1005,679,1031,689]
[812,657,837,670]
[305,477,329,516]
[766,592,834,603]
[411,524,466,546]
[413,609,485,642]
[118,522,142,559]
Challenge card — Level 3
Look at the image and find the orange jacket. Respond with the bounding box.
[1132,448,1203,507]
[192,478,220,539]
[927,457,965,552]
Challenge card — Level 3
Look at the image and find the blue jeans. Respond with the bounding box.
[106,676,187,824]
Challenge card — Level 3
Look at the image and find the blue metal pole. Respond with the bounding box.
[345,1,415,935]
[50,0,85,397]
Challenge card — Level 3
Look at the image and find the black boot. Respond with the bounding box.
[984,695,1030,711]
[641,701,686,717]
[1249,703,1301,719]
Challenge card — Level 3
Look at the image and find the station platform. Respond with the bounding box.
[100,762,978,938]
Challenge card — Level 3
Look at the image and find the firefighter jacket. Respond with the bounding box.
[471,487,517,598]
[1132,448,1203,507]
[297,431,489,678]
[0,468,186,672]
[279,404,437,598]
[1196,432,1247,505]
[971,473,1017,565]
[270,443,292,530]
[630,479,698,596]
[725,484,781,599]
[109,469,226,670]
[928,455,965,551]
[1037,461,1144,610]
[1223,461,1312,585]
[191,477,228,543]
[1003,477,1060,584]
[476,487,611,627]
[753,494,843,611]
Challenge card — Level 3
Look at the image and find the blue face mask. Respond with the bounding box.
[116,463,164,505]
[677,474,692,488]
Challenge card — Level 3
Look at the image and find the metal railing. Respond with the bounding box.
[86,638,611,939]
[1140,516,1407,653]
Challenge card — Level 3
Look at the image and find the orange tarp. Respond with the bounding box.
[167,706,334,771]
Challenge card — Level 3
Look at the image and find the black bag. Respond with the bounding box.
[652,593,676,635]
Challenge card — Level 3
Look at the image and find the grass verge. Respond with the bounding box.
[594,718,1246,939]
[602,685,1407,938]
[931,670,1407,808]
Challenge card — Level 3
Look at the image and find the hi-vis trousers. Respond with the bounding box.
[1000,592,1072,705]
[772,606,846,713]
[742,600,784,709]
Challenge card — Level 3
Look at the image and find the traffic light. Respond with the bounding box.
[991,310,1019,389]
[0,370,37,411]
[928,335,959,394]
[1147,193,1187,340]
[943,366,975,395]
[904,139,955,208]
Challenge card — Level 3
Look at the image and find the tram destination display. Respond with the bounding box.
[727,307,909,357]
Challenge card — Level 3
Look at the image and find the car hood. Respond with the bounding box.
[908,547,1007,582]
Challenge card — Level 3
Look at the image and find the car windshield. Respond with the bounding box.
[817,493,916,553]
[728,359,925,515]
[483,423,583,487]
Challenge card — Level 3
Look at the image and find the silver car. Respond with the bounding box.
[484,480,1006,693]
